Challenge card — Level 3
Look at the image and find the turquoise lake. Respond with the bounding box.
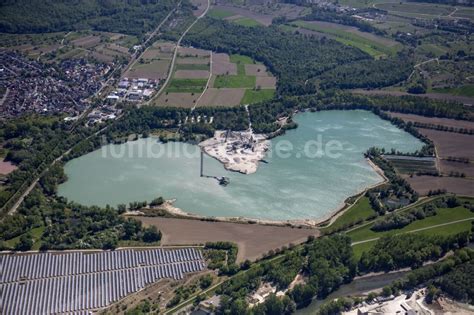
[58,110,424,220]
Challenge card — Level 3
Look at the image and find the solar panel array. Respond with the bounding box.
[0,248,205,314]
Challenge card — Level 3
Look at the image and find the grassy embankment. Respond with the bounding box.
[350,199,474,259]
[321,196,377,233]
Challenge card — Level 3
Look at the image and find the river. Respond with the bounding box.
[295,270,410,314]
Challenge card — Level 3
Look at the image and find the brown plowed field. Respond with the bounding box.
[137,217,320,262]
[199,88,245,106]
[245,64,268,76]
[256,76,277,89]
[212,53,237,75]
[405,175,474,196]
[418,129,474,158]
[155,93,198,108]
[177,57,209,64]
[174,70,210,79]
[178,46,209,57]
[439,160,474,177]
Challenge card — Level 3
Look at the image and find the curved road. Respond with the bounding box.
[147,0,211,104]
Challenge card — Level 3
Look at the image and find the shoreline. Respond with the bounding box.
[130,157,388,229]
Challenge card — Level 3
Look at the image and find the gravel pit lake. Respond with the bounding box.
[58,110,424,221]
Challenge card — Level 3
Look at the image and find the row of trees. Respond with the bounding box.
[0,115,98,212]
[359,232,470,272]
[371,203,437,231]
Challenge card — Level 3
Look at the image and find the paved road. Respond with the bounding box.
[147,0,210,104]
[192,50,213,111]
[124,6,177,77]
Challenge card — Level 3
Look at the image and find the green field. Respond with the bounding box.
[240,89,275,104]
[352,241,377,260]
[291,20,402,58]
[213,54,258,89]
[230,54,255,65]
[167,78,208,93]
[323,196,377,232]
[214,75,256,88]
[207,8,236,19]
[352,219,473,259]
[348,205,474,243]
[433,85,474,97]
[233,17,262,27]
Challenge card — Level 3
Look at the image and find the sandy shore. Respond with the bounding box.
[134,157,388,229]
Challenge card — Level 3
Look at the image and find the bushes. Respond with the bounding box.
[371,203,437,232]
[142,226,162,243]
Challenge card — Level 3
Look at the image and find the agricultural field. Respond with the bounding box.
[198,88,247,107]
[154,92,200,108]
[151,47,211,108]
[137,217,319,262]
[406,176,474,196]
[204,53,276,106]
[387,113,474,195]
[166,79,208,93]
[384,156,437,175]
[419,129,474,158]
[0,31,137,64]
[156,50,277,107]
[124,41,174,80]
[241,89,275,105]
[290,20,402,58]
